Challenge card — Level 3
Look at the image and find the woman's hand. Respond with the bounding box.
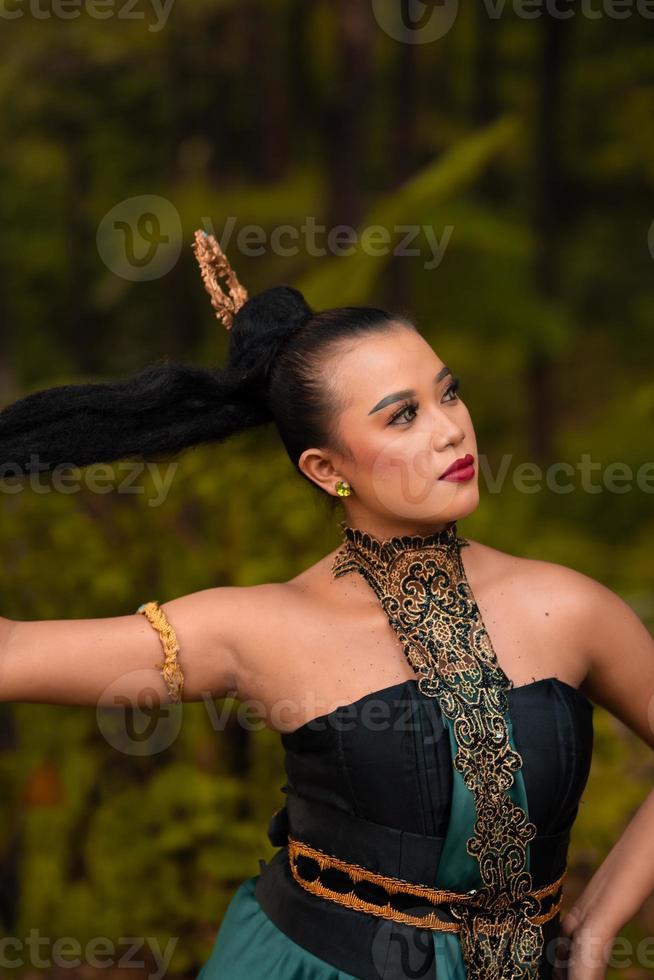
[553,905,617,980]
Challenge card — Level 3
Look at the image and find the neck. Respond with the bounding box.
[337,515,458,544]
[336,517,465,553]
[331,516,469,583]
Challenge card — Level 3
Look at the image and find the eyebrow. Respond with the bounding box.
[368,365,452,415]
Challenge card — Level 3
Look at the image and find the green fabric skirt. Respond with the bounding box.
[196,874,358,979]
[197,711,533,979]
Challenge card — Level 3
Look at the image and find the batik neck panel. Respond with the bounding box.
[330,518,546,979]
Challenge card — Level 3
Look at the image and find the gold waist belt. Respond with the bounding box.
[288,836,566,934]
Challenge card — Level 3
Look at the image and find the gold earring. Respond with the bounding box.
[335,480,352,497]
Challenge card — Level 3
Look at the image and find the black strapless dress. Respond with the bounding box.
[197,520,595,979]
[197,676,593,979]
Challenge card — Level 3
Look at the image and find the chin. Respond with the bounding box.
[445,486,480,523]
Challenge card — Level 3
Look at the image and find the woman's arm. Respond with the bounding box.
[0,585,255,706]
[559,575,654,979]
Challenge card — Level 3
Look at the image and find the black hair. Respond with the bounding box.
[0,285,415,506]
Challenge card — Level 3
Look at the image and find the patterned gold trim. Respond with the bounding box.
[288,836,566,935]
[330,520,549,977]
[136,600,184,703]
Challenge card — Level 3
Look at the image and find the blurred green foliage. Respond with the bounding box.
[0,1,652,976]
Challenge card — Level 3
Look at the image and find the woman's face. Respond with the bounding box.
[301,323,480,538]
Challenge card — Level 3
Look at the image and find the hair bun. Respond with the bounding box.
[227,285,313,386]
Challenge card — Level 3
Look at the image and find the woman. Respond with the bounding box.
[0,233,652,980]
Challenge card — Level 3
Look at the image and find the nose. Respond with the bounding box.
[430,413,466,452]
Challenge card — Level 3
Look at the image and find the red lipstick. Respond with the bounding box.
[438,453,475,482]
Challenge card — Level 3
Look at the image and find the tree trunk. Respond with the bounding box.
[471,7,505,204]
[323,0,374,230]
[247,0,291,182]
[528,10,573,463]
[384,0,419,312]
[473,6,498,126]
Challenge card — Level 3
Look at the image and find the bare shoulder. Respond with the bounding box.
[285,544,343,587]
[463,535,608,606]
[221,576,309,649]
[467,536,637,647]
[221,580,301,639]
[286,534,603,620]
[230,537,653,747]
[278,532,622,633]
[456,537,597,692]
[464,536,654,740]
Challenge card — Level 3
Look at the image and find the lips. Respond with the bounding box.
[439,453,474,479]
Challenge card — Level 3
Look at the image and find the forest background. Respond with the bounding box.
[0,1,652,977]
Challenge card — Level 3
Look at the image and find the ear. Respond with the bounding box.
[298,448,342,496]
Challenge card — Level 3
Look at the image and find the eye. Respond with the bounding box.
[443,376,461,402]
[388,400,418,426]
[387,376,461,426]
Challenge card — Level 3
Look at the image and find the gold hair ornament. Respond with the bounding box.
[192,229,249,330]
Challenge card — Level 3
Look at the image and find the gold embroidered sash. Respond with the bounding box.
[287,835,566,934]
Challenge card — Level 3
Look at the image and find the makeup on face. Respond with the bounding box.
[438,453,475,482]
[368,365,452,416]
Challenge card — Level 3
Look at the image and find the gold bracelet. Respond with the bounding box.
[136,600,184,703]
